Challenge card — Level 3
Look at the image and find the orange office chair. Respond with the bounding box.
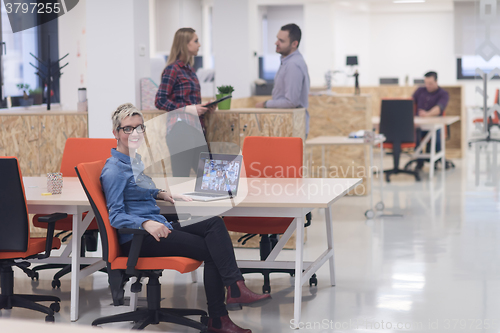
[0,157,67,321]
[75,160,207,331]
[223,136,315,294]
[378,99,420,182]
[31,138,116,288]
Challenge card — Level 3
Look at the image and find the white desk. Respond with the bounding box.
[24,177,104,322]
[305,136,385,219]
[372,116,460,179]
[24,176,361,327]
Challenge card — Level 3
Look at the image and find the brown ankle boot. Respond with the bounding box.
[207,315,252,333]
[226,280,271,310]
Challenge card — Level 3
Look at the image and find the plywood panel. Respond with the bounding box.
[39,114,88,175]
[329,85,463,157]
[0,115,40,176]
[308,94,371,195]
[205,112,240,148]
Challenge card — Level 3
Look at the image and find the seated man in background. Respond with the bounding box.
[412,71,449,170]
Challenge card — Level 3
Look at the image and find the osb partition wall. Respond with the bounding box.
[308,94,372,195]
[0,113,88,176]
[317,86,464,157]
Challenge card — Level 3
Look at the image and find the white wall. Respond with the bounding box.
[263,5,304,54]
[58,0,87,110]
[86,0,150,138]
[213,0,253,98]
[303,2,334,87]
[153,0,203,56]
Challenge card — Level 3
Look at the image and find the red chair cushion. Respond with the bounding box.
[111,256,202,273]
[382,142,416,149]
[0,237,61,259]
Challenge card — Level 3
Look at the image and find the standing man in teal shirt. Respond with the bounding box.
[256,24,311,135]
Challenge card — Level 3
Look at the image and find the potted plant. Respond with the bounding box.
[16,83,34,107]
[29,87,43,105]
[216,85,234,110]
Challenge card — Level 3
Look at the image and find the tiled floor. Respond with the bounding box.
[3,148,500,332]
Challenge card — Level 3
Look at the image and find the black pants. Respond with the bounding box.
[121,216,243,318]
[166,121,209,177]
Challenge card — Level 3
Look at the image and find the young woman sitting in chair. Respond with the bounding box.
[100,103,270,333]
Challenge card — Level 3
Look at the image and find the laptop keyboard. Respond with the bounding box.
[185,192,229,197]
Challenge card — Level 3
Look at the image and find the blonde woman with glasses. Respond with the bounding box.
[101,104,270,333]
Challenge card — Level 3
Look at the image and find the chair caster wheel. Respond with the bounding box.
[309,274,317,287]
[50,302,60,313]
[385,174,391,182]
[52,279,61,289]
[375,202,385,211]
[415,173,421,181]
[45,315,55,322]
[290,272,295,277]
[200,315,209,326]
[30,272,39,281]
[262,285,271,294]
[365,209,375,219]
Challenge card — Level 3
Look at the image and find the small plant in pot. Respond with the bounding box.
[16,83,34,107]
[29,87,43,105]
[216,85,234,110]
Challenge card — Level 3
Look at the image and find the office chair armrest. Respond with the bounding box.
[118,228,147,275]
[118,228,149,235]
[36,212,68,259]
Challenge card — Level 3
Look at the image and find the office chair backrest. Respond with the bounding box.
[60,138,116,177]
[0,157,29,251]
[242,136,303,178]
[75,160,120,263]
[379,99,415,143]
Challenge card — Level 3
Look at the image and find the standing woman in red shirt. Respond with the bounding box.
[155,28,215,176]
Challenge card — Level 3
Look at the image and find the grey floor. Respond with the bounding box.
[2,148,500,332]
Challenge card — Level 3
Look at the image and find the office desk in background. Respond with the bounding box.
[24,176,361,327]
[305,136,385,219]
[372,116,460,179]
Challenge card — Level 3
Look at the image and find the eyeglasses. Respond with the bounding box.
[117,124,146,134]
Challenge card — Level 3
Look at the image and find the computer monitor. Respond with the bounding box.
[346,56,358,66]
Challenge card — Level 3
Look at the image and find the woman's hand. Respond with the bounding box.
[195,104,208,116]
[157,191,175,204]
[172,193,193,202]
[142,220,171,242]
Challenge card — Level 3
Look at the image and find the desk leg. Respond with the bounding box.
[441,124,446,177]
[369,145,374,210]
[476,142,481,186]
[325,207,335,286]
[70,209,83,321]
[379,144,384,206]
[429,128,437,179]
[293,215,305,328]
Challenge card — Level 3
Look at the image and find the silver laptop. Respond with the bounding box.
[183,152,243,202]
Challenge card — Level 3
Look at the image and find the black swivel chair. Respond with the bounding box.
[379,99,420,182]
[0,157,67,322]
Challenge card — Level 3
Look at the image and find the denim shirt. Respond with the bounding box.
[100,149,173,244]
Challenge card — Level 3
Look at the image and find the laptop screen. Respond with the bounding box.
[194,153,243,195]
